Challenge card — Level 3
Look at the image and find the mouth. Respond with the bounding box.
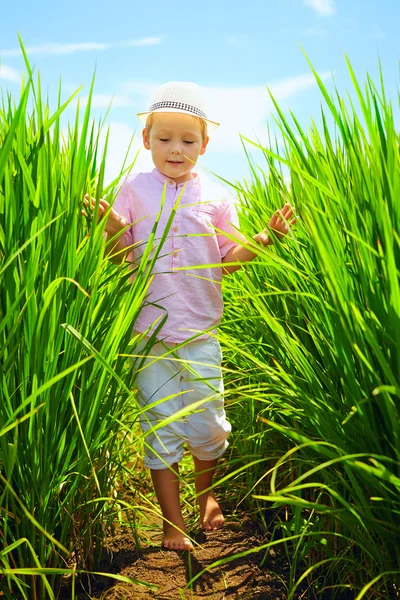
[167,160,183,165]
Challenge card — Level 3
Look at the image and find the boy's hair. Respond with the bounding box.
[145,113,208,140]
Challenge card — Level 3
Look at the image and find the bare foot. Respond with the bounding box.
[198,491,225,531]
[162,523,194,552]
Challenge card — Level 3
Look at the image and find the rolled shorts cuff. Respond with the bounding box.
[143,450,184,470]
[189,440,229,462]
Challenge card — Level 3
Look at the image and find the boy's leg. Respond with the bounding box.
[132,335,193,550]
[193,457,225,531]
[151,464,194,551]
[180,337,229,530]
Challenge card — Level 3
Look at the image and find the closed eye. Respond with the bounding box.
[159,138,169,142]
[184,141,194,144]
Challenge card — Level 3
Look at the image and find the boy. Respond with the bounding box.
[86,81,295,551]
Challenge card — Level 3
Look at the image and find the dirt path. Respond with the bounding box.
[65,508,293,599]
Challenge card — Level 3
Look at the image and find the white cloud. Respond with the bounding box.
[268,72,330,100]
[209,72,331,153]
[304,0,335,16]
[77,94,133,108]
[1,42,109,57]
[123,37,162,47]
[1,38,163,58]
[0,64,20,82]
[301,26,328,37]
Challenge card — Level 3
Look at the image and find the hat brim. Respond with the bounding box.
[137,108,220,131]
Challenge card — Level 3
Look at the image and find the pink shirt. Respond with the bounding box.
[113,168,240,342]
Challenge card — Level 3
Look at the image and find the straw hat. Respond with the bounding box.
[137,81,220,130]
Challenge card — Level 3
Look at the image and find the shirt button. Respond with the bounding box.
[173,251,178,258]
[173,226,179,233]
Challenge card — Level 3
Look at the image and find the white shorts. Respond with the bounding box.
[132,334,231,470]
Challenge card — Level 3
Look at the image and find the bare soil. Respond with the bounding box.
[62,505,299,600]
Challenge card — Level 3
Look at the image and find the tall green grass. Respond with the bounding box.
[220,57,400,598]
[0,45,166,598]
[2,43,399,600]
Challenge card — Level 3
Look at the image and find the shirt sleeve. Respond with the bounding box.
[111,174,136,248]
[215,198,242,259]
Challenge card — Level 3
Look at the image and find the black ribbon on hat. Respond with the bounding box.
[149,100,208,119]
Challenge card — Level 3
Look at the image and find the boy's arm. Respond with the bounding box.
[84,194,131,264]
[221,203,296,275]
[221,233,272,275]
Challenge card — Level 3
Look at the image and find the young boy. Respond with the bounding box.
[86,81,295,552]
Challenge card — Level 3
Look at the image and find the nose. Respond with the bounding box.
[170,142,183,154]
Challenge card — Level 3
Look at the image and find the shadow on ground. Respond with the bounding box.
[61,509,298,599]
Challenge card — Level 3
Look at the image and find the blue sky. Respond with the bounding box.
[1,0,398,186]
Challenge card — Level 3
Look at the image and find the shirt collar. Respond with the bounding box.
[151,168,199,190]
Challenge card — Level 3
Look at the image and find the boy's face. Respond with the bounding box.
[142,113,209,184]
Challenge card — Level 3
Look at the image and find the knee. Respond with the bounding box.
[142,428,184,469]
[187,415,231,455]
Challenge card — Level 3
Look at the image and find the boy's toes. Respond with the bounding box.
[163,540,194,551]
[202,519,213,531]
[202,517,224,531]
[213,515,225,529]
[182,539,194,551]
[199,492,225,532]
[162,534,194,552]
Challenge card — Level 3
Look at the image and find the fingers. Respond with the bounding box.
[258,231,270,246]
[279,203,294,219]
[82,195,127,231]
[83,194,109,222]
[84,194,109,210]
[274,204,296,224]
[266,203,296,241]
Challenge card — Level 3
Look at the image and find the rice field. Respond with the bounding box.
[1,44,399,599]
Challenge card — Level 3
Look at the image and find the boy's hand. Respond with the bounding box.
[83,194,127,237]
[255,203,296,246]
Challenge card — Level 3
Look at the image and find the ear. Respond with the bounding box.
[199,135,209,156]
[142,128,151,150]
